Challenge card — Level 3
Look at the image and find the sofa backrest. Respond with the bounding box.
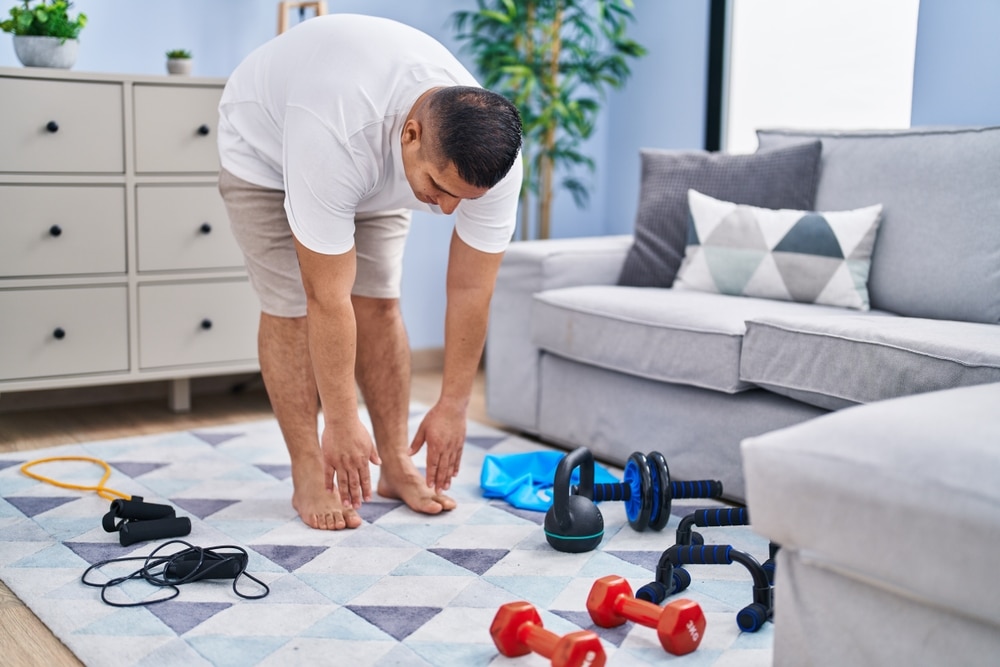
[756,126,1000,324]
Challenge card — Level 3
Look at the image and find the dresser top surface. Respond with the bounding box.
[0,65,226,86]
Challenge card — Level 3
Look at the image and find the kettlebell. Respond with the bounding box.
[544,447,604,552]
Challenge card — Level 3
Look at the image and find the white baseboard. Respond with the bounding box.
[0,348,447,413]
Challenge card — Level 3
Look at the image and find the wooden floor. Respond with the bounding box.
[0,369,506,667]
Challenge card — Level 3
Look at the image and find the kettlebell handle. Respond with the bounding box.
[552,447,595,530]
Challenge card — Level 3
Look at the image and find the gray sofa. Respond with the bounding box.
[485,125,1000,503]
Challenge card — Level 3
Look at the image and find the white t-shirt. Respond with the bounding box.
[218,14,522,255]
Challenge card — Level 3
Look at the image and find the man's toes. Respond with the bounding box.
[417,498,444,515]
[433,495,457,511]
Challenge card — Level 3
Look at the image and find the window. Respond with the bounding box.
[722,0,920,153]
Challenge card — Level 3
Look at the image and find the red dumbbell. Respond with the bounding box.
[490,601,606,667]
[586,575,705,656]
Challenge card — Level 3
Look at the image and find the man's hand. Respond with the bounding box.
[321,417,381,509]
[409,400,467,492]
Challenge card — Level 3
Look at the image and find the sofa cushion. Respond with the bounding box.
[617,140,822,289]
[741,382,1000,632]
[675,189,882,310]
[757,126,1000,324]
[531,286,862,394]
[741,314,1000,410]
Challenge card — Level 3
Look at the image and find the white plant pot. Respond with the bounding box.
[166,58,193,75]
[13,35,79,69]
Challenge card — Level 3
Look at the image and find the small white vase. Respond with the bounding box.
[13,35,79,69]
[166,58,193,75]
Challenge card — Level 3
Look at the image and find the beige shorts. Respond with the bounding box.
[218,168,411,317]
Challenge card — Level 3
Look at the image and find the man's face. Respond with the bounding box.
[401,119,488,215]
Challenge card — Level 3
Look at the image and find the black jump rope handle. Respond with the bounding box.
[163,550,249,582]
[119,517,193,547]
[102,496,176,531]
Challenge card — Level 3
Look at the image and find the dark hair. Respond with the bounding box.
[425,86,522,189]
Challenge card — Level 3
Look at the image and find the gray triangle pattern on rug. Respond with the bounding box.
[604,550,662,571]
[552,609,630,647]
[148,601,233,635]
[0,460,23,472]
[64,541,132,566]
[347,604,442,641]
[190,431,244,446]
[252,544,326,572]
[489,500,546,525]
[4,496,78,517]
[110,461,170,478]
[254,463,291,480]
[464,436,508,449]
[170,498,240,520]
[428,548,508,576]
[358,500,403,524]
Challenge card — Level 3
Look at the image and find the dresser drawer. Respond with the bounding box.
[138,280,258,369]
[0,185,126,278]
[134,84,222,173]
[0,286,129,381]
[0,77,124,173]
[136,185,244,271]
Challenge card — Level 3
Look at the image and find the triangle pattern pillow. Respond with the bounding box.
[675,189,883,310]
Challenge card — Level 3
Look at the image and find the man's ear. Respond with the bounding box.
[401,118,422,148]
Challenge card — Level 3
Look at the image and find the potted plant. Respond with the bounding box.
[165,48,192,75]
[1,0,87,69]
[452,0,646,239]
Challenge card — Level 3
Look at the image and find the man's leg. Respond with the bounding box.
[352,295,456,513]
[257,312,363,530]
[220,168,359,530]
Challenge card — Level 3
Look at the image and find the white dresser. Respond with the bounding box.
[0,67,259,411]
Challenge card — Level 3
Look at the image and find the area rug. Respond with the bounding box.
[0,405,773,666]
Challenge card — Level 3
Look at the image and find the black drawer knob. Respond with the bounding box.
[200,319,213,330]
[49,224,63,237]
[46,120,59,133]
[197,124,211,136]
[53,327,66,340]
[199,222,212,234]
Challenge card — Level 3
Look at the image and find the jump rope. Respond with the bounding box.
[19,455,269,606]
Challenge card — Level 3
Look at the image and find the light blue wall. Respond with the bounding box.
[602,1,711,236]
[910,0,1000,126]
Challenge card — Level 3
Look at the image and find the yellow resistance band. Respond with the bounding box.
[20,456,131,502]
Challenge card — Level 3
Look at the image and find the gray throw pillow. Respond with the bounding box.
[617,140,823,288]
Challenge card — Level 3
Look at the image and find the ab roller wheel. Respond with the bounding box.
[581,450,724,532]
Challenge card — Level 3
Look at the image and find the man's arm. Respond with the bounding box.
[294,239,381,508]
[410,229,504,491]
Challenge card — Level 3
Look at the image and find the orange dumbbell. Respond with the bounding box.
[586,575,705,655]
[490,601,606,667]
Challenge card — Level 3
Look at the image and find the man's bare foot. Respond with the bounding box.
[377,453,457,515]
[290,455,362,530]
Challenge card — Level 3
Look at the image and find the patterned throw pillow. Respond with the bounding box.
[674,189,883,310]
[616,141,822,288]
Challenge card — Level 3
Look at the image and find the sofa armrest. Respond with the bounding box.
[485,235,633,432]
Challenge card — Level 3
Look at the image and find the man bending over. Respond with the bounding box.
[217,14,523,530]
